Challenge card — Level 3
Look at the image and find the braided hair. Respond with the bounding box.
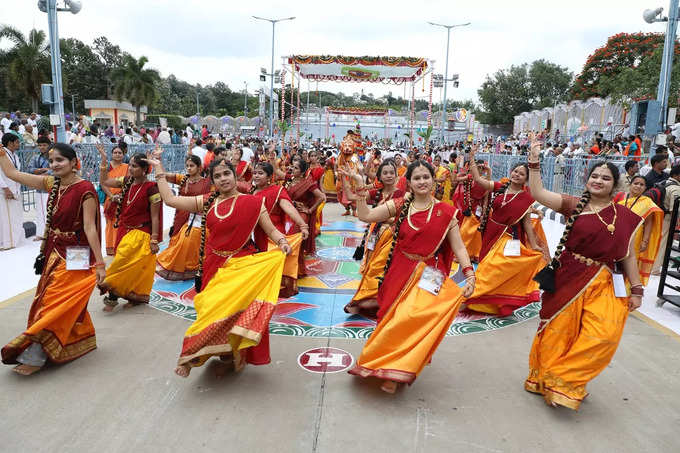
[34,143,78,274]
[113,176,132,228]
[34,176,61,274]
[352,159,397,261]
[194,158,237,292]
[170,155,202,237]
[477,181,509,233]
[534,161,618,292]
[378,159,434,288]
[477,162,529,233]
[463,176,472,217]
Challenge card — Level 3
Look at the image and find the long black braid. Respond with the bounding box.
[463,177,472,217]
[195,190,220,292]
[477,181,510,234]
[377,195,413,288]
[113,176,133,228]
[33,176,61,274]
[353,187,383,261]
[534,190,591,292]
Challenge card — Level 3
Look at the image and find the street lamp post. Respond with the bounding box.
[253,15,295,140]
[644,3,680,132]
[243,81,249,117]
[428,21,470,144]
[38,0,81,143]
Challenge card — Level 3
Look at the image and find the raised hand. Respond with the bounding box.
[96,143,107,161]
[528,132,541,161]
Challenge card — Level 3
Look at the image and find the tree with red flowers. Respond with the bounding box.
[570,32,670,100]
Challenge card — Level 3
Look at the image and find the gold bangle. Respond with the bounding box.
[99,164,108,170]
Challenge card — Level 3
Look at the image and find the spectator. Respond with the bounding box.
[0,133,24,250]
[644,153,670,190]
[190,138,207,165]
[118,141,130,164]
[156,126,171,145]
[28,136,52,240]
[652,164,680,274]
[619,160,640,194]
[22,124,37,146]
[0,113,11,133]
[185,123,193,139]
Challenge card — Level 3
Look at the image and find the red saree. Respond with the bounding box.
[168,174,211,237]
[376,201,458,320]
[538,197,642,331]
[287,176,320,255]
[116,180,163,246]
[252,185,291,250]
[2,178,99,365]
[478,182,534,260]
[236,160,252,182]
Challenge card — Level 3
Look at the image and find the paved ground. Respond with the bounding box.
[1,203,680,453]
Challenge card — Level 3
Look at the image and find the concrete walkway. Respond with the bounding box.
[1,204,680,452]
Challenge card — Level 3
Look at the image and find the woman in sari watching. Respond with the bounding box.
[147,153,290,377]
[613,175,663,285]
[251,161,309,297]
[525,134,643,410]
[100,144,128,256]
[231,146,252,183]
[156,154,212,280]
[97,147,162,311]
[286,158,326,276]
[344,159,405,316]
[463,146,547,316]
[0,143,105,375]
[347,160,475,393]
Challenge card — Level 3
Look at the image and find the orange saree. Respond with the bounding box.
[2,178,99,366]
[103,163,128,255]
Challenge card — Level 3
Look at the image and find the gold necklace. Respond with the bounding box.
[213,194,239,220]
[127,182,146,205]
[407,198,435,231]
[500,189,521,208]
[590,202,617,234]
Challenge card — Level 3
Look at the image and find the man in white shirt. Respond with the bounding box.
[185,124,194,139]
[0,113,11,133]
[241,145,254,163]
[190,139,207,165]
[0,133,25,250]
[156,127,171,145]
[27,113,37,128]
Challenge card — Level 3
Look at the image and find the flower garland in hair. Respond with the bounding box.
[34,177,61,275]
[378,195,412,288]
[195,190,220,292]
[477,181,510,233]
[113,176,133,228]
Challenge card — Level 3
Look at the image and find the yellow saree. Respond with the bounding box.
[617,195,663,285]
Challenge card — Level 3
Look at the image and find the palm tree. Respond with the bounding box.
[0,26,50,113]
[110,55,160,125]
[417,125,434,150]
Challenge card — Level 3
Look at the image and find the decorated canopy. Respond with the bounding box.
[326,106,387,116]
[288,55,428,84]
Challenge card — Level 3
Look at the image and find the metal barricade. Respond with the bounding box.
[15,143,189,211]
[476,153,627,196]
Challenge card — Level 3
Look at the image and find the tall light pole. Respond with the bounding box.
[38,0,82,142]
[253,15,295,140]
[644,3,679,132]
[428,21,470,144]
[243,81,249,117]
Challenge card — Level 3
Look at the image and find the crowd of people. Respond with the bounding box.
[1,117,677,412]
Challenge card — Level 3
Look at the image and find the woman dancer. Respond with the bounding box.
[464,147,547,316]
[525,135,643,410]
[148,153,290,377]
[231,146,252,183]
[251,161,309,297]
[287,158,326,276]
[347,160,475,393]
[0,143,104,375]
[100,144,128,256]
[156,154,212,280]
[433,155,451,202]
[344,159,405,316]
[453,160,491,262]
[613,175,663,285]
[97,149,162,311]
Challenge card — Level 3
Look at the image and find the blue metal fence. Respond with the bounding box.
[477,153,628,196]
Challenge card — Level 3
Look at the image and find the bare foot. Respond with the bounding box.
[102,305,114,312]
[380,380,398,394]
[12,364,42,375]
[234,353,247,373]
[123,302,135,309]
[214,361,233,378]
[174,365,190,378]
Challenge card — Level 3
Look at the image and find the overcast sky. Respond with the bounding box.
[3,0,667,104]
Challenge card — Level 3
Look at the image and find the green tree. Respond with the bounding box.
[417,125,434,150]
[571,32,667,100]
[92,36,127,98]
[60,37,108,114]
[111,55,161,125]
[599,46,680,108]
[477,60,572,124]
[0,26,50,113]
